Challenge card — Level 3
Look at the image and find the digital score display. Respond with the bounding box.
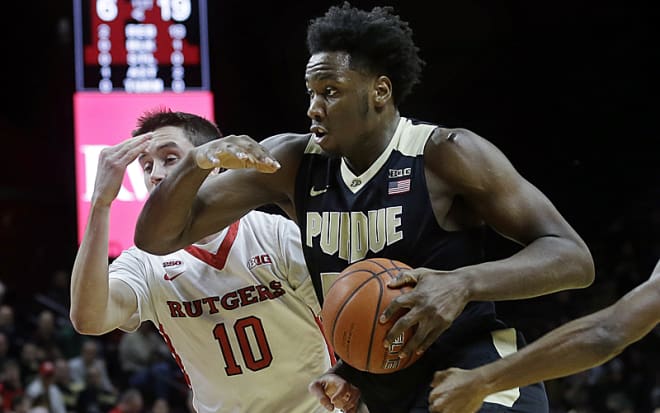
[74,0,210,93]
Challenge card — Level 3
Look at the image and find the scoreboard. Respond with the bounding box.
[73,0,214,255]
[74,0,210,92]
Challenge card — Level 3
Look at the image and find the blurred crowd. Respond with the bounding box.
[0,202,658,413]
[0,269,190,413]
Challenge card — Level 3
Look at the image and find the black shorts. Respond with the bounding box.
[337,321,549,413]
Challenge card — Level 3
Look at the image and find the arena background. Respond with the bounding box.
[0,1,658,412]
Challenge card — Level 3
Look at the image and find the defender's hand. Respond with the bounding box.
[429,368,487,413]
[194,134,280,173]
[380,267,469,358]
[309,373,361,413]
[92,133,152,207]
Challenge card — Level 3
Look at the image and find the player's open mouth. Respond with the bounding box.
[310,125,328,143]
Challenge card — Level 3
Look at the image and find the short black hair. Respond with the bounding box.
[307,2,424,106]
[133,107,222,147]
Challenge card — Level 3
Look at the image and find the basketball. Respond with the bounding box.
[321,258,422,374]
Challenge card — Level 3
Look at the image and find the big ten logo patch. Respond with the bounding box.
[247,254,272,270]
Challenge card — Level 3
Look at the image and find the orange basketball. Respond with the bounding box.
[321,258,422,374]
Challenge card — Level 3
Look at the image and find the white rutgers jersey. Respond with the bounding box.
[109,211,334,413]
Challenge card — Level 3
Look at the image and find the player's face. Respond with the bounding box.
[138,126,194,192]
[305,51,376,156]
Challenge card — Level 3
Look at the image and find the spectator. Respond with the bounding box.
[17,343,41,386]
[0,360,24,411]
[68,339,113,393]
[24,361,66,413]
[150,398,169,413]
[11,394,31,413]
[109,388,143,413]
[0,332,11,371]
[76,365,116,413]
[52,358,82,413]
[118,324,175,401]
[0,306,16,344]
[30,311,61,361]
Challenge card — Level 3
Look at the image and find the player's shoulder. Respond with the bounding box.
[426,126,506,169]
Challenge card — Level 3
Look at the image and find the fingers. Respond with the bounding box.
[103,133,153,167]
[308,381,335,412]
[118,133,153,162]
[387,269,419,288]
[328,382,360,413]
[379,292,409,325]
[195,135,281,172]
[380,270,419,323]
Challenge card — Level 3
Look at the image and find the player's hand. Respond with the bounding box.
[92,133,153,207]
[193,134,280,172]
[309,372,361,413]
[379,267,469,358]
[429,368,487,413]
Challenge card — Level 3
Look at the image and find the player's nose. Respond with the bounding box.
[149,164,167,185]
[307,96,325,121]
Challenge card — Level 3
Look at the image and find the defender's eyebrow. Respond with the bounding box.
[138,141,181,161]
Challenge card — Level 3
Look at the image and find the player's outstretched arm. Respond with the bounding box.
[135,134,298,255]
[70,135,151,335]
[428,258,660,413]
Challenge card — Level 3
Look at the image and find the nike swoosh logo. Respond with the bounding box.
[310,186,329,197]
[164,271,184,281]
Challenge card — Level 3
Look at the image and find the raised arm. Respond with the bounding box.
[429,258,660,413]
[70,135,151,335]
[134,134,305,255]
[384,128,594,355]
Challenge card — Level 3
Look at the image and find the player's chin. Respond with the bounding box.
[318,141,341,158]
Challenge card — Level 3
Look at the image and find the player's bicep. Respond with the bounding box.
[470,172,570,245]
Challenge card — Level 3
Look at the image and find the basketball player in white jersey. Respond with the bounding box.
[69,110,358,413]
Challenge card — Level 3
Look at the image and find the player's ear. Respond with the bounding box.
[373,75,393,108]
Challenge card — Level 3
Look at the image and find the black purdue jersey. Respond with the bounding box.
[293,117,548,413]
[294,117,496,335]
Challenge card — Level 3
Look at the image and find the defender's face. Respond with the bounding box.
[138,126,194,192]
[305,51,375,156]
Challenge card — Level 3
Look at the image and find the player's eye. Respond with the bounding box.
[142,162,153,173]
[165,155,179,164]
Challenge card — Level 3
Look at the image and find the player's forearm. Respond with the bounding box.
[479,279,660,394]
[464,235,594,302]
[71,204,137,335]
[70,204,116,334]
[482,313,618,393]
[135,151,210,254]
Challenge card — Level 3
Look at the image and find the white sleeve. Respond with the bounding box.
[108,247,155,326]
[276,216,321,314]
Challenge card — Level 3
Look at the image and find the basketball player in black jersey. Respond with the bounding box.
[135,4,595,412]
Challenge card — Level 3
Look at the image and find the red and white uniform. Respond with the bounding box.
[109,211,333,413]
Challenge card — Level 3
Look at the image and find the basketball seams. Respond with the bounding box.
[364,275,385,371]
